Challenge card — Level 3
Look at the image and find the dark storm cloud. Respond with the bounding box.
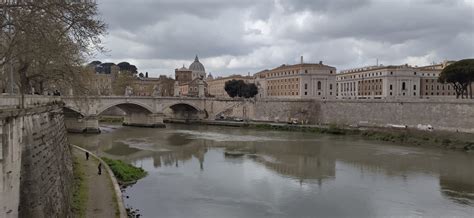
[95,0,474,76]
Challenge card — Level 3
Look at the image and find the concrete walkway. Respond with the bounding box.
[73,149,118,218]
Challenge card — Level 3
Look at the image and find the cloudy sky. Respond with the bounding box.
[94,0,474,77]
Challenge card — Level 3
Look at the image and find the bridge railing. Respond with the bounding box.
[0,95,61,109]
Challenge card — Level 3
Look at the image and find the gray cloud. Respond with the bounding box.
[94,0,474,77]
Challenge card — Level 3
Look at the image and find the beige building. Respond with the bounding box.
[132,75,175,97]
[337,64,420,99]
[207,74,255,98]
[417,61,458,98]
[336,61,457,100]
[175,65,193,85]
[178,78,208,97]
[258,57,337,99]
[254,70,269,99]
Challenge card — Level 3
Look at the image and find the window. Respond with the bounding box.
[414,92,416,96]
[413,85,416,90]
[414,72,417,75]
[330,84,333,90]
[402,82,406,91]
[317,81,322,90]
[304,92,307,95]
[318,92,321,96]
[304,84,308,89]
[390,72,393,75]
[390,85,393,90]
[305,70,308,74]
[390,92,392,96]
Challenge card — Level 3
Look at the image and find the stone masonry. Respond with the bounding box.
[1,103,73,218]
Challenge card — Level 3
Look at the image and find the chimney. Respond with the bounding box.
[301,56,304,64]
[319,61,323,65]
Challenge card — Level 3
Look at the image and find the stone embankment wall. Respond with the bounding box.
[226,99,474,133]
[318,99,474,133]
[0,100,72,218]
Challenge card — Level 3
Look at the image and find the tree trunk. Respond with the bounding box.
[18,62,31,109]
[470,82,473,99]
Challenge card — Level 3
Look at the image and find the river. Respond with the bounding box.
[68,123,474,217]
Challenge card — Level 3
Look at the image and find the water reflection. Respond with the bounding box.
[68,124,474,217]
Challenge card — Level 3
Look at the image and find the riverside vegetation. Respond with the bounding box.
[252,124,474,151]
[102,157,148,185]
[72,155,87,218]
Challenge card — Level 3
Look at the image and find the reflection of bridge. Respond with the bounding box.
[62,96,246,133]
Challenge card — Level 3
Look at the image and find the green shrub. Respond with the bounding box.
[102,157,147,183]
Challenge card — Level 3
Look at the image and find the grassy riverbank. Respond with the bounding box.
[251,123,474,151]
[72,155,87,218]
[102,157,148,184]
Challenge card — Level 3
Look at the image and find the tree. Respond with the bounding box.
[0,0,106,105]
[112,72,135,95]
[224,79,258,98]
[89,60,102,66]
[117,62,138,74]
[242,83,258,98]
[438,59,474,99]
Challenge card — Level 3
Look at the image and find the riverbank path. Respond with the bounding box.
[73,149,118,218]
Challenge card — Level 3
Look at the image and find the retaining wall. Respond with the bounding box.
[0,103,73,218]
[228,99,474,133]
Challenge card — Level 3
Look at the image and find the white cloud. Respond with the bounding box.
[93,0,474,77]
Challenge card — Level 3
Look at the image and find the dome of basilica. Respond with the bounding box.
[189,55,205,73]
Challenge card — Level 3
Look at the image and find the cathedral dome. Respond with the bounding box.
[189,55,205,73]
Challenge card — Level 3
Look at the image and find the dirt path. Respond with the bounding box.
[73,149,118,218]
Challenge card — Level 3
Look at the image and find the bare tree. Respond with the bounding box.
[0,0,106,105]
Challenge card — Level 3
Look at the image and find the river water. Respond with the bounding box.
[68,124,474,217]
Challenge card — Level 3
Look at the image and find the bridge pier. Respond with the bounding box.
[123,112,166,128]
[64,116,101,134]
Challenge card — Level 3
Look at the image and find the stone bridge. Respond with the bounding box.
[62,96,247,133]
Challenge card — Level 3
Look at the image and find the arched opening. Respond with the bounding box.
[99,103,153,116]
[98,103,163,128]
[165,103,202,122]
[63,107,91,133]
[63,107,84,118]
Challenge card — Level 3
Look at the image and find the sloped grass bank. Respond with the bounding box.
[72,155,87,218]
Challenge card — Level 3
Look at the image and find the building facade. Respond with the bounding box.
[132,75,175,97]
[207,75,255,98]
[336,61,457,100]
[258,58,337,99]
[179,78,208,97]
[417,61,458,98]
[175,55,208,97]
[175,65,192,85]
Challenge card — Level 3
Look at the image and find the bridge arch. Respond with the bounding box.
[164,102,207,121]
[162,101,203,113]
[96,101,155,115]
[63,106,85,117]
